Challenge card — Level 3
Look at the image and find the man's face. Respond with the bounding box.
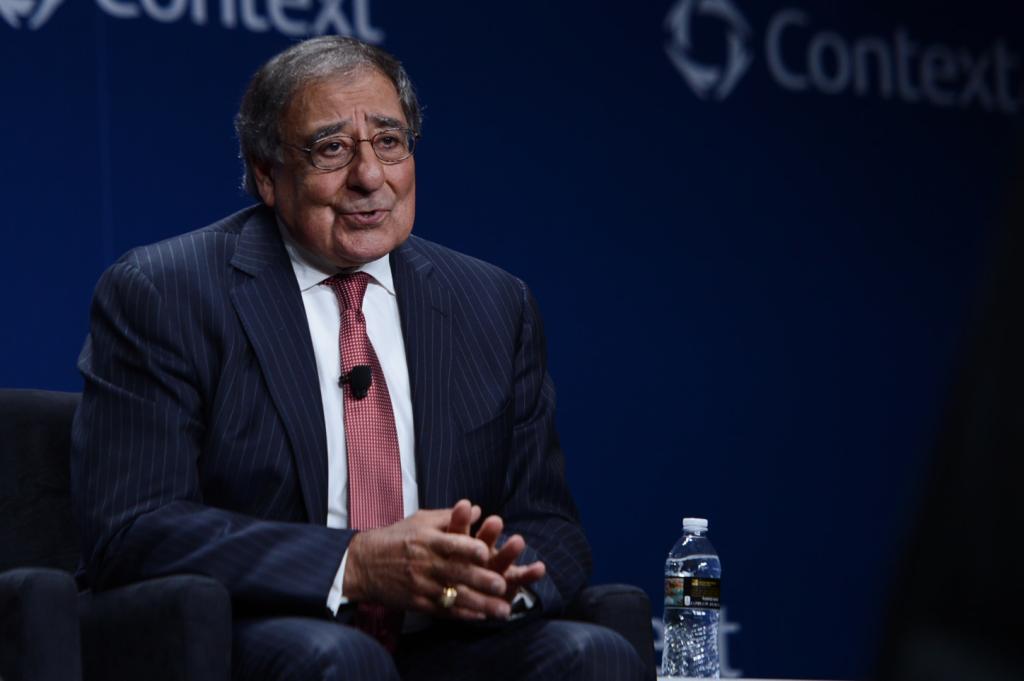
[254,68,416,269]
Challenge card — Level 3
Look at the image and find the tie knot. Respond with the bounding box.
[323,271,370,312]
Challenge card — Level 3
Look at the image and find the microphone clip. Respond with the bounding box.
[338,365,373,400]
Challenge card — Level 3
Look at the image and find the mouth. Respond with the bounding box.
[341,209,389,227]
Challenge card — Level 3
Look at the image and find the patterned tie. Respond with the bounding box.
[321,272,404,651]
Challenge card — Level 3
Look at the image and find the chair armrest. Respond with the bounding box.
[0,567,82,681]
[79,574,232,681]
[565,583,657,680]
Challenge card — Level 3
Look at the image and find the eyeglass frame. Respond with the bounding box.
[280,127,419,171]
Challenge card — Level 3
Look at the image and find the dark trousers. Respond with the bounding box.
[233,615,648,681]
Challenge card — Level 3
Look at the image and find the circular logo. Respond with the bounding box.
[664,0,753,101]
[1,0,63,29]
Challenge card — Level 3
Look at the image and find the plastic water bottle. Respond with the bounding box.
[662,517,722,678]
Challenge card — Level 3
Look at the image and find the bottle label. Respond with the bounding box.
[665,576,721,609]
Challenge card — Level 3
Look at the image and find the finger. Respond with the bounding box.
[447,499,473,534]
[414,598,505,621]
[489,534,525,574]
[431,557,507,598]
[475,515,504,551]
[407,574,474,615]
[444,584,512,620]
[446,605,487,621]
[469,504,482,526]
[432,531,491,565]
[412,508,456,530]
[410,583,510,620]
[349,522,494,607]
[458,609,488,620]
[504,560,546,588]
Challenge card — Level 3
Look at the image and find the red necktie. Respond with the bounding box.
[322,272,404,651]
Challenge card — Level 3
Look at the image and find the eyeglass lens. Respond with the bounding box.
[310,129,414,169]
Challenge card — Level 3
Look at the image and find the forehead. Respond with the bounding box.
[281,68,406,138]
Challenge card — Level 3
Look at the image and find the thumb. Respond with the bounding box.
[413,507,456,529]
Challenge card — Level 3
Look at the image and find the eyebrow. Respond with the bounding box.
[308,114,407,144]
[370,114,405,129]
[310,122,347,144]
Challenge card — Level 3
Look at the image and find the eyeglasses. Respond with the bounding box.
[283,128,418,171]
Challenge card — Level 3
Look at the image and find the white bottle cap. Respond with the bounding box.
[682,517,708,532]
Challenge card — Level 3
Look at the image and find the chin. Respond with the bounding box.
[338,231,407,264]
[331,243,391,267]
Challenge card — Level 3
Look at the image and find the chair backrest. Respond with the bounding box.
[0,389,81,573]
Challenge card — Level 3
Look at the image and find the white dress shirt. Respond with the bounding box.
[279,224,418,614]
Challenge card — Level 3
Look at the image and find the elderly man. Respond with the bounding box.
[71,36,645,681]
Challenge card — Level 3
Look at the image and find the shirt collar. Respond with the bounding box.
[277,217,395,296]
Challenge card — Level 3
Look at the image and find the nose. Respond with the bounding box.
[345,138,386,193]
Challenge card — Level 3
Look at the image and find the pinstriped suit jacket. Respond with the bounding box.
[71,204,591,617]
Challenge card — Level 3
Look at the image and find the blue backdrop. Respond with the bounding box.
[3,0,1022,677]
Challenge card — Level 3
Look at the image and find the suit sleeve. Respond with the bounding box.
[71,259,349,614]
[496,281,592,615]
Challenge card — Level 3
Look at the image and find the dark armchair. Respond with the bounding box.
[0,389,655,680]
[0,389,232,681]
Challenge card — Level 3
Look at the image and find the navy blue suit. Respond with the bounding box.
[75,202,589,610]
[72,205,641,680]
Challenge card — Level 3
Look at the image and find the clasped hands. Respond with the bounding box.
[343,499,546,621]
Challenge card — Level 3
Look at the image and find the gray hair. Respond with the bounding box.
[234,36,422,197]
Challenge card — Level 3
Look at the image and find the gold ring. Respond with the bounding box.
[439,585,458,609]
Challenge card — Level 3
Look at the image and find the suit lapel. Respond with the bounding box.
[391,237,454,510]
[228,207,328,524]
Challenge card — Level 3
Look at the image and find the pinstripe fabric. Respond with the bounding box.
[233,617,400,681]
[72,203,595,673]
[395,619,647,681]
[72,205,347,611]
[232,616,646,681]
[391,234,590,613]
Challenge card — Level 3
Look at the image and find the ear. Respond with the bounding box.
[253,160,277,208]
